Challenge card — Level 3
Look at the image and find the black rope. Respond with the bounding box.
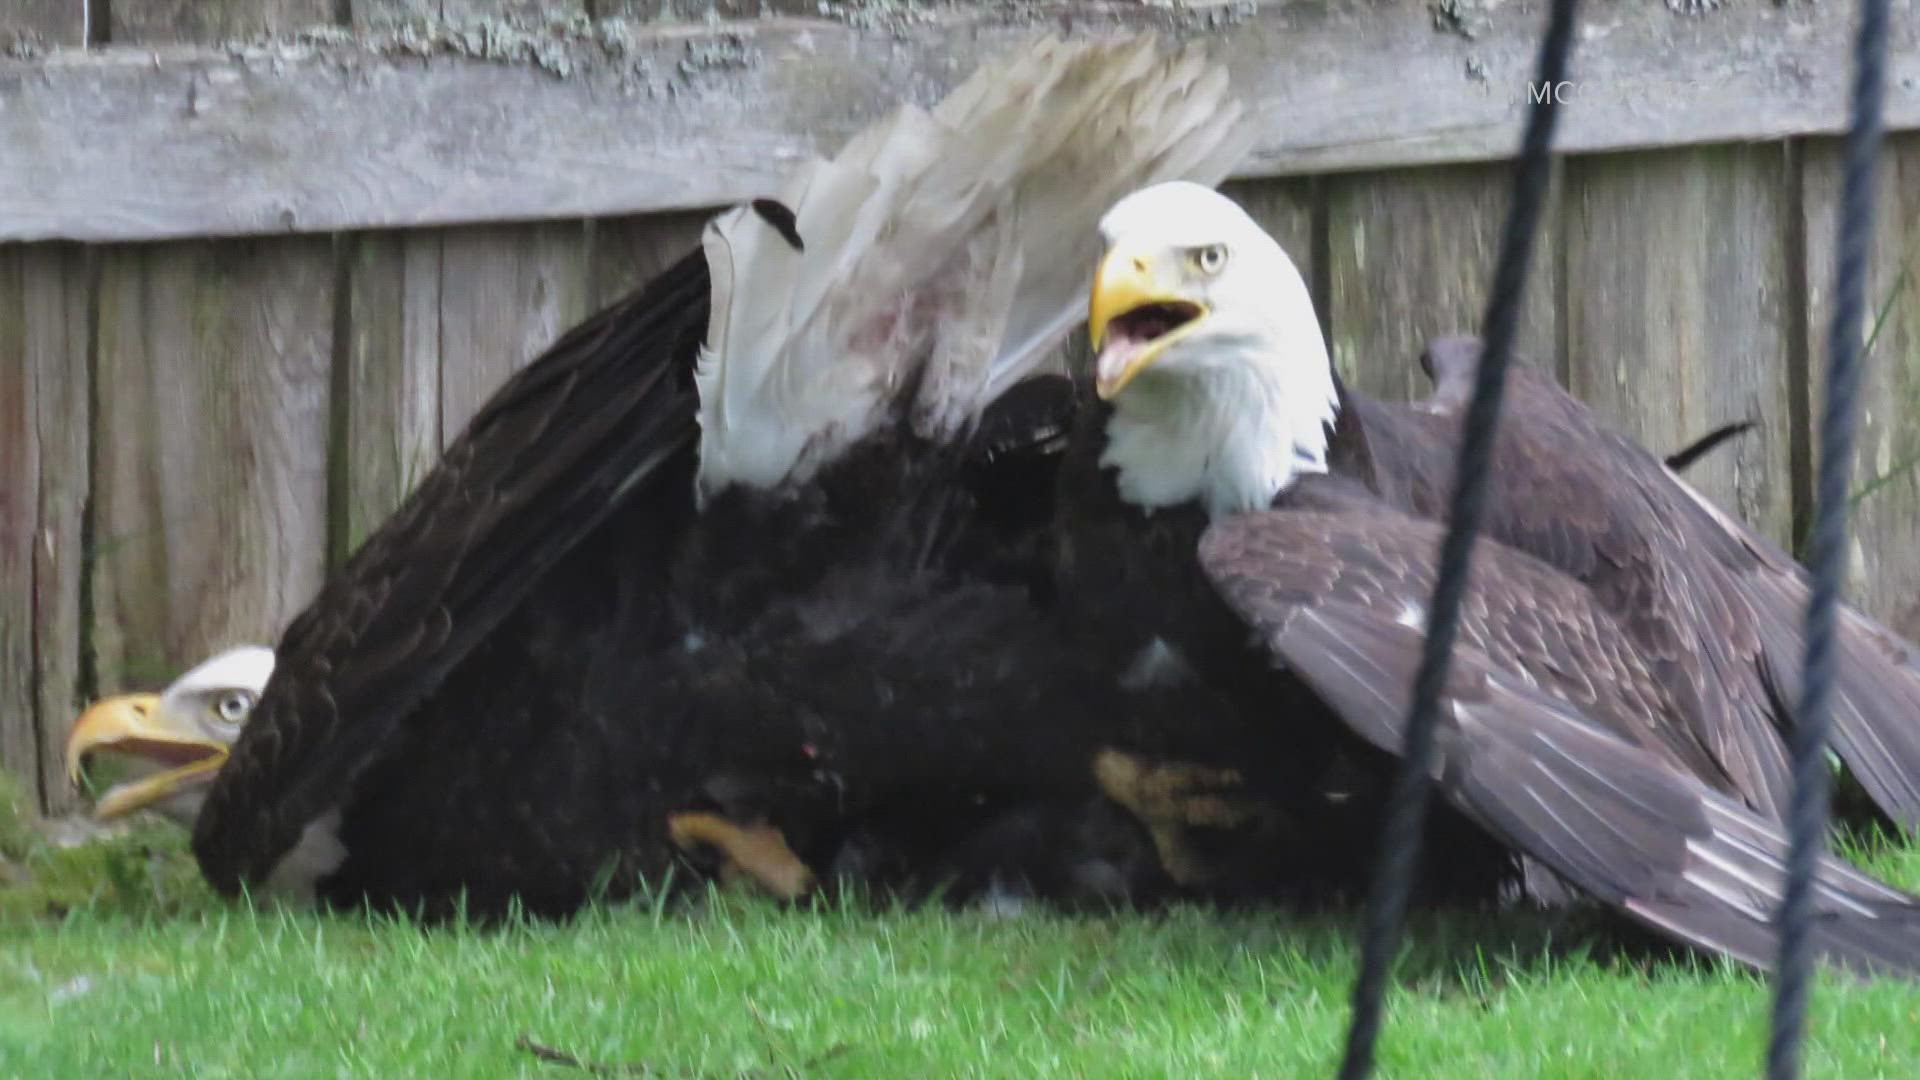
[1334,0,1580,1076]
[1767,0,1890,1072]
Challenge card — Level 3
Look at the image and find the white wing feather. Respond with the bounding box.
[694,35,1252,501]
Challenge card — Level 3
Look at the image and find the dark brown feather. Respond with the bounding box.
[1198,493,1728,788]
[1365,341,1795,820]
[1402,335,1920,829]
[194,251,713,895]
[1664,420,1755,472]
[1197,507,1920,977]
[190,242,1197,917]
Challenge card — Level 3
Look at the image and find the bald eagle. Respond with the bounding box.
[65,37,1253,919]
[67,83,1917,979]
[1052,180,1920,975]
[66,647,276,827]
[66,148,1769,928]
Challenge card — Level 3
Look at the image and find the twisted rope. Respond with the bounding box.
[1335,0,1580,1075]
[1767,0,1891,1072]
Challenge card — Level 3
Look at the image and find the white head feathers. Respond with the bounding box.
[168,646,277,704]
[1091,181,1338,518]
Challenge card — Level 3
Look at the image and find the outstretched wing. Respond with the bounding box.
[1414,335,1920,830]
[193,255,714,894]
[195,35,1254,898]
[1385,340,1793,820]
[1659,461,1920,832]
[1197,506,1920,977]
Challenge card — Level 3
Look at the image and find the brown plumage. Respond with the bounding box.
[179,39,1252,915]
[1404,334,1920,829]
[1198,496,1920,976]
[1059,179,1920,976]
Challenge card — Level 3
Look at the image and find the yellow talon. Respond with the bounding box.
[1093,749,1275,887]
[667,811,815,900]
[1094,749,1257,827]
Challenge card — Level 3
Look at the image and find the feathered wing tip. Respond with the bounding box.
[693,34,1253,502]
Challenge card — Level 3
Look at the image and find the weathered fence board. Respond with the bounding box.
[1326,162,1558,403]
[438,222,593,440]
[1,253,43,795]
[1,1,87,47]
[1804,134,1920,641]
[90,239,336,691]
[1563,144,1797,545]
[0,244,92,810]
[585,211,706,309]
[339,232,443,559]
[350,1,590,27]
[338,216,651,560]
[6,0,1918,243]
[112,0,336,45]
[441,1,586,22]
[27,247,92,812]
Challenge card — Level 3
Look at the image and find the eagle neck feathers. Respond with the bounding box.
[1100,344,1339,520]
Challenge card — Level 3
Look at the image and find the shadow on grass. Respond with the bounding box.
[0,758,1779,1005]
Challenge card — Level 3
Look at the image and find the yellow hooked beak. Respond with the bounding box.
[65,693,229,820]
[1087,247,1208,400]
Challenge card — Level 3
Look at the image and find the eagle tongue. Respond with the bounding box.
[1095,336,1147,395]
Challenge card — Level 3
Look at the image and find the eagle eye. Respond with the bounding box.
[214,691,254,725]
[1191,244,1228,276]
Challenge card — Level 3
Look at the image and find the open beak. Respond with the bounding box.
[1087,247,1207,400]
[66,693,228,820]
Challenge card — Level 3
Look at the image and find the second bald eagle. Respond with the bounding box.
[1050,180,1920,975]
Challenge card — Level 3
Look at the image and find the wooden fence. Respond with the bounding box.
[3,0,1919,812]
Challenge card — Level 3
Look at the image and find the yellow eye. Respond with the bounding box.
[1192,244,1228,275]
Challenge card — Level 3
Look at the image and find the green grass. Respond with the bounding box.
[5,779,1920,1078]
[0,770,206,925]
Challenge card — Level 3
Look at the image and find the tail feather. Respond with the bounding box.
[694,34,1251,502]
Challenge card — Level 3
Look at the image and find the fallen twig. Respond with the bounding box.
[516,1034,655,1077]
[517,1027,852,1078]
[790,1042,853,1075]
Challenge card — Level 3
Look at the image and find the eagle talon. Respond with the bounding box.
[1093,748,1277,887]
[666,811,816,900]
[1093,749,1257,827]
